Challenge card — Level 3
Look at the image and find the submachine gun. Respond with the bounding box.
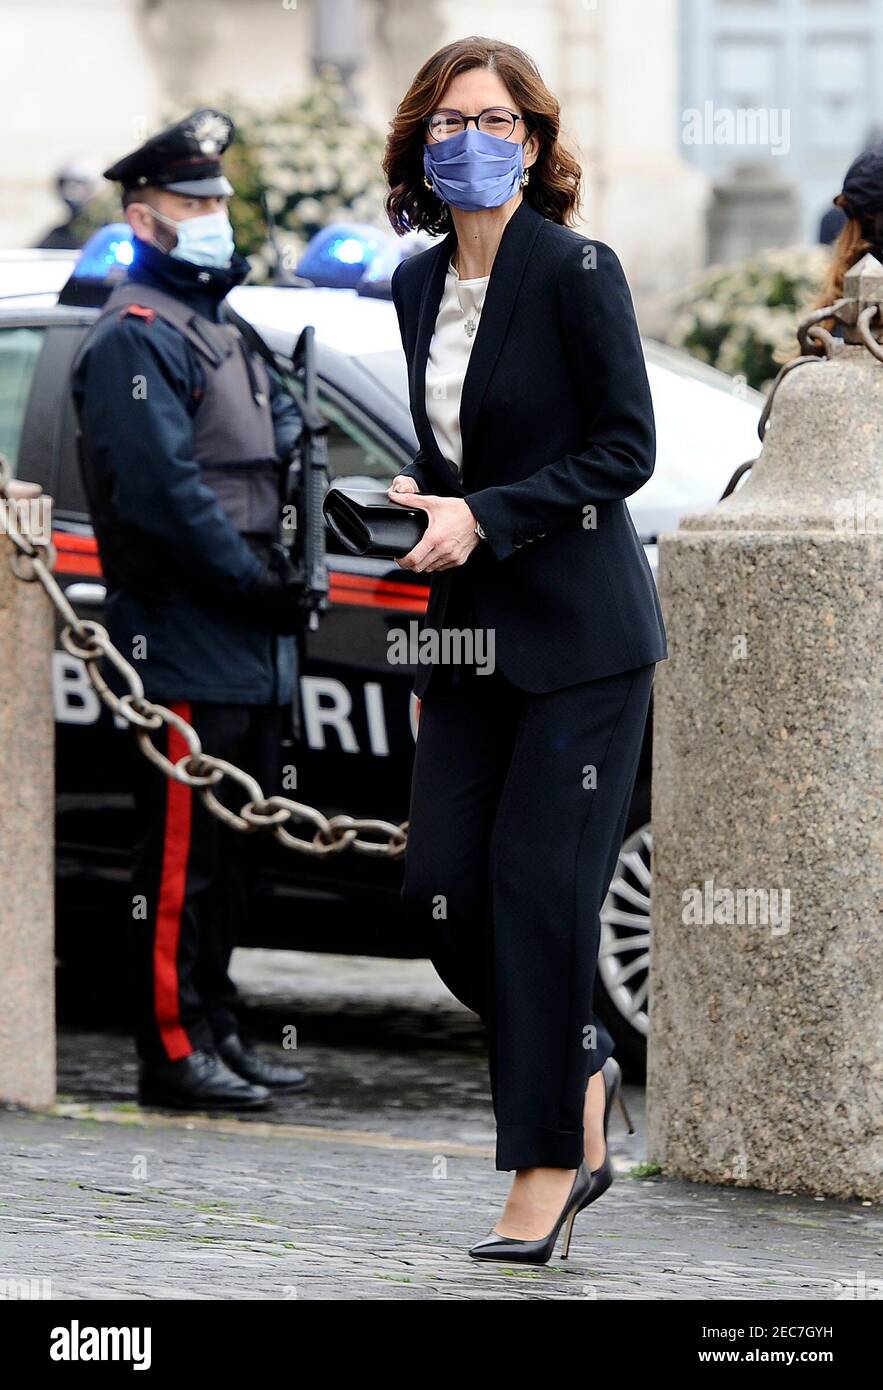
[286,325,330,635]
[280,324,330,741]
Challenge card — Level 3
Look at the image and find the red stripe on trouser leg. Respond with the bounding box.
[153,701,195,1061]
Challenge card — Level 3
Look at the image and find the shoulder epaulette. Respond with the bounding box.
[119,304,157,324]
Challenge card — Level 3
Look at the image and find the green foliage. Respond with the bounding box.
[69,189,119,245]
[628,1161,662,1178]
[239,67,387,273]
[71,68,389,283]
[665,245,833,390]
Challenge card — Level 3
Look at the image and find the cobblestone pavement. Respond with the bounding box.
[1,951,880,1301]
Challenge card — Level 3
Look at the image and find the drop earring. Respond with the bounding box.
[423,175,433,190]
[520,168,530,187]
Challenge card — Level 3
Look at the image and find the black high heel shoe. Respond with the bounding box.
[582,1056,635,1208]
[468,1162,593,1265]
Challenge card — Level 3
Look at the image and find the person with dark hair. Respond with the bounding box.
[805,140,883,351]
[71,111,312,1112]
[34,162,98,250]
[382,37,667,1263]
[818,126,883,246]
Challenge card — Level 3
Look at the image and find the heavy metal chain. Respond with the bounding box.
[758,297,883,442]
[0,454,407,860]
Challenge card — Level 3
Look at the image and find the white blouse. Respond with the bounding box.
[425,258,490,476]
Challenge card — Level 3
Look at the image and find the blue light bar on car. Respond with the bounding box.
[358,240,407,299]
[296,223,391,290]
[71,224,135,279]
[58,223,136,306]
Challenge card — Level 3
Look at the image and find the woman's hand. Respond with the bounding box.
[389,475,420,496]
[387,486,480,572]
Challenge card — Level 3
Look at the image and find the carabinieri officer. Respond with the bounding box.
[72,110,310,1111]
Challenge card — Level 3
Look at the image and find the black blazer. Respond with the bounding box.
[390,197,668,697]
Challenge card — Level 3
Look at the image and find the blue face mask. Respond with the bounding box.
[152,208,235,268]
[423,127,525,211]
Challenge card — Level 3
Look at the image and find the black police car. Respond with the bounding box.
[0,233,762,1073]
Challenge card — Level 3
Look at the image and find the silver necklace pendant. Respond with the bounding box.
[452,261,484,339]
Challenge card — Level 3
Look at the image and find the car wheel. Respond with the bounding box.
[594,791,652,1080]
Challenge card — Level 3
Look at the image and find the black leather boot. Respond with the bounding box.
[217,1033,312,1093]
[138,1048,271,1111]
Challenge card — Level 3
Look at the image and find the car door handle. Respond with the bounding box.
[64,581,107,605]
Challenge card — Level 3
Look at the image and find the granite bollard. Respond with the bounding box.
[0,478,55,1107]
[648,255,883,1200]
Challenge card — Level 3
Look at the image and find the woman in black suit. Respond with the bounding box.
[382,35,667,1263]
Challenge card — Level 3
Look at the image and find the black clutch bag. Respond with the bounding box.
[322,485,428,559]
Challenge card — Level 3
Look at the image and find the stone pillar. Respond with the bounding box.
[0,482,55,1107]
[648,257,883,1201]
[706,162,801,265]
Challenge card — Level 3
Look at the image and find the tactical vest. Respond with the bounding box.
[95,281,285,544]
[72,281,291,603]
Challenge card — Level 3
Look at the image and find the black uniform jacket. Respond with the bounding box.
[390,197,668,696]
[72,240,302,706]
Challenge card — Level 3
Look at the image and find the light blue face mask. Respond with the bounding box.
[152,207,235,268]
[423,127,525,211]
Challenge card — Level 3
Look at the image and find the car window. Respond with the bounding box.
[356,350,409,403]
[14,321,93,505]
[320,394,399,485]
[311,396,400,558]
[0,326,44,473]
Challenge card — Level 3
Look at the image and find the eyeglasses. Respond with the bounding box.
[424,108,526,142]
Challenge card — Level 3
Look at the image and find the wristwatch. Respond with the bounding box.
[474,520,487,541]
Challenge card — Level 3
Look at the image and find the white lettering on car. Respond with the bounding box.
[53,660,414,754]
[53,651,102,725]
[299,676,359,752]
[364,681,389,757]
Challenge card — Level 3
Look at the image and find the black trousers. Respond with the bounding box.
[402,661,655,1171]
[128,702,282,1065]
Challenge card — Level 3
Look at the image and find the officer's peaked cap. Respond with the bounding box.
[838,140,883,218]
[103,109,235,197]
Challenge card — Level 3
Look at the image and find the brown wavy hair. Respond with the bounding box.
[792,196,883,357]
[383,36,581,235]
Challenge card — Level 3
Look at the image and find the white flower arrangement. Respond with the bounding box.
[229,68,388,279]
[665,244,834,389]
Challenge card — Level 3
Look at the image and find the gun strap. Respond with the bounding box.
[223,304,328,435]
[222,303,287,375]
